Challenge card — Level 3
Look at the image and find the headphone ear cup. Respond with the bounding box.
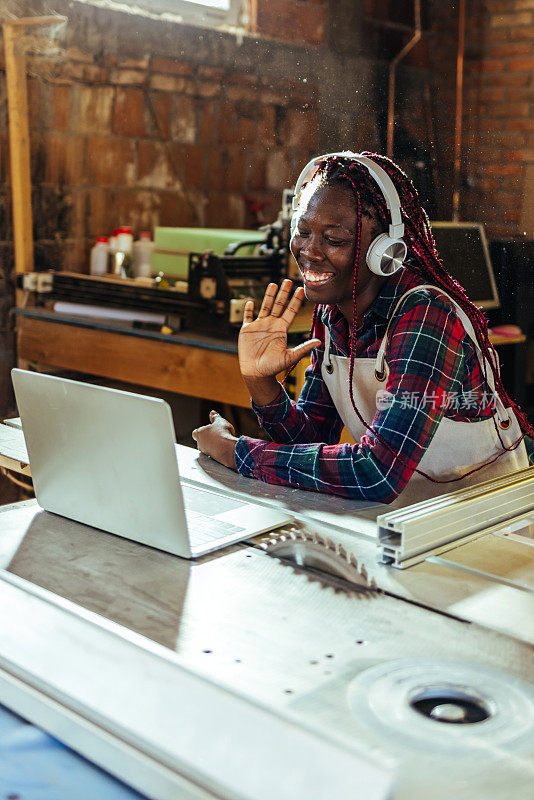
[366,233,407,277]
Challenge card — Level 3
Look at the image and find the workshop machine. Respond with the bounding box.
[18,193,296,337]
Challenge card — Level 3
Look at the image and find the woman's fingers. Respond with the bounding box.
[286,337,322,368]
[281,285,306,326]
[270,279,293,317]
[243,299,255,324]
[257,283,278,318]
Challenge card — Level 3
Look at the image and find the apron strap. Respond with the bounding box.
[375,284,508,421]
[323,326,333,373]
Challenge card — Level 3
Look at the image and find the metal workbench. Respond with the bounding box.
[1,441,534,798]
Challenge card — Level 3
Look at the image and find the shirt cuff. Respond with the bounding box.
[234,436,267,478]
[251,385,293,426]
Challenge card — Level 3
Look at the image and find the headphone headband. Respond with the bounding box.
[292,151,405,239]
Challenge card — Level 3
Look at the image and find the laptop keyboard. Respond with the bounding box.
[182,484,246,545]
[185,509,244,544]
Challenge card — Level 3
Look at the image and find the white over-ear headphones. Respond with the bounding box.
[291,151,407,277]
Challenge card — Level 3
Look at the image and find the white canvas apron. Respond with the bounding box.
[321,284,528,505]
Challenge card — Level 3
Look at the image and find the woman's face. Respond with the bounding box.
[290,183,378,315]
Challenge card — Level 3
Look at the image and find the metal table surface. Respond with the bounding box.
[2,486,534,798]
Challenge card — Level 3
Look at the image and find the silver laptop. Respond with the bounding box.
[11,369,293,558]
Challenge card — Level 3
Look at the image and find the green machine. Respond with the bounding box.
[152,228,267,279]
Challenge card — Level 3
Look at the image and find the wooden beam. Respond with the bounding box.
[3,16,67,305]
[3,20,34,296]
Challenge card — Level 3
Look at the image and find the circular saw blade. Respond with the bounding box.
[260,529,378,593]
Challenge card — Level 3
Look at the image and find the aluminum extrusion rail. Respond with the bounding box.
[377,467,534,568]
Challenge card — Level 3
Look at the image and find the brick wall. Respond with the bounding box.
[250,0,326,45]
[430,0,534,237]
[1,46,321,274]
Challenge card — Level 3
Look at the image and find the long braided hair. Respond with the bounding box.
[302,152,532,483]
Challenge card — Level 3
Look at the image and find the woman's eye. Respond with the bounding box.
[325,236,346,246]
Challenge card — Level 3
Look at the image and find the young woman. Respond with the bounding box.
[192,152,531,505]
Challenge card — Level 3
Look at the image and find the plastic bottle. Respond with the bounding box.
[133,232,155,278]
[90,236,110,276]
[111,226,133,278]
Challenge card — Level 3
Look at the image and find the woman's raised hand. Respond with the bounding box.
[238,280,320,403]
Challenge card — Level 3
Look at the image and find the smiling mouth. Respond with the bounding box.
[301,268,335,287]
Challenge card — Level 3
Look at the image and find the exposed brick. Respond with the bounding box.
[150,75,187,93]
[74,86,114,134]
[509,57,534,70]
[113,88,146,138]
[51,85,71,131]
[65,46,94,64]
[229,72,259,87]
[507,86,534,101]
[177,144,205,190]
[247,153,267,190]
[110,188,164,233]
[490,11,533,25]
[68,62,109,84]
[69,190,87,239]
[485,72,529,86]
[485,163,523,175]
[260,88,290,106]
[206,192,245,228]
[237,116,257,146]
[171,95,197,144]
[86,187,113,237]
[487,41,532,58]
[511,24,534,38]
[226,85,259,102]
[196,81,221,98]
[223,147,247,192]
[476,177,500,191]
[199,101,217,144]
[109,69,147,87]
[198,66,225,81]
[86,137,136,186]
[282,107,319,149]
[506,148,534,161]
[266,149,291,190]
[207,149,224,190]
[150,93,171,139]
[150,57,194,76]
[485,102,530,117]
[43,134,84,185]
[259,106,276,147]
[105,55,150,70]
[27,78,44,129]
[255,0,325,45]
[218,101,237,144]
[62,240,89,272]
[159,190,198,228]
[469,58,506,72]
[138,141,177,189]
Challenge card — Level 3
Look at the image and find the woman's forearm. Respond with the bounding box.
[242,375,281,407]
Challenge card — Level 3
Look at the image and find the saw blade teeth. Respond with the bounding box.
[338,544,348,559]
[325,537,336,551]
[360,565,368,582]
[370,577,377,591]
[350,553,359,568]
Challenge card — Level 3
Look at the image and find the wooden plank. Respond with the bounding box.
[17,316,254,407]
[3,21,34,296]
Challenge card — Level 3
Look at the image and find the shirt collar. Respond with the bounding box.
[320,267,423,328]
[365,267,423,321]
